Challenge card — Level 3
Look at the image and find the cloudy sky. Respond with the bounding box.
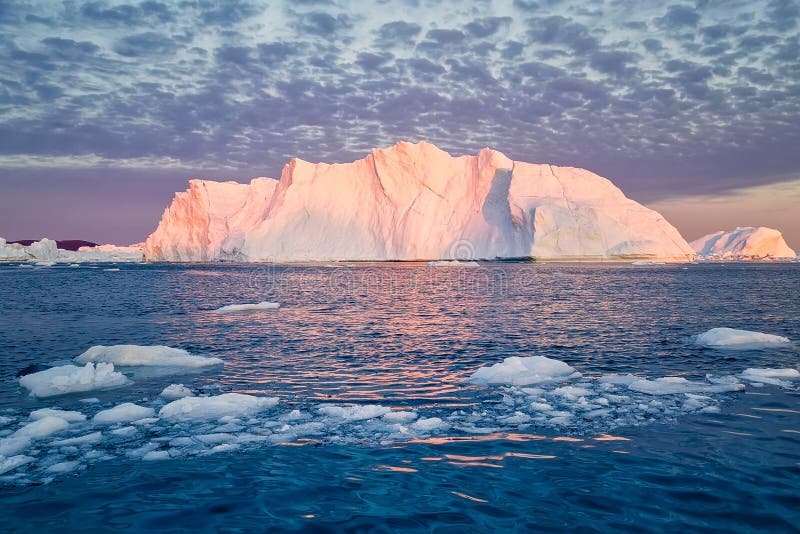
[0,0,798,246]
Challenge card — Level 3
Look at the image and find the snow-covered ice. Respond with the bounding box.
[627,376,745,395]
[76,345,223,368]
[160,384,194,399]
[318,404,390,421]
[212,302,280,313]
[29,408,86,423]
[739,368,800,387]
[19,362,130,398]
[93,403,155,424]
[159,393,278,421]
[692,328,791,349]
[469,356,581,386]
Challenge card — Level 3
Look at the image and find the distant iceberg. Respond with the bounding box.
[692,328,791,350]
[0,237,144,263]
[690,227,796,260]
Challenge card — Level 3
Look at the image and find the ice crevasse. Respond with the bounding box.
[144,141,695,262]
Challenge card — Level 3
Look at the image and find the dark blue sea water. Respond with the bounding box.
[0,262,798,532]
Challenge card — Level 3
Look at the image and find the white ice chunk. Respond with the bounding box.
[553,385,594,400]
[0,455,34,475]
[93,403,155,424]
[411,417,447,432]
[30,408,86,423]
[739,368,800,386]
[12,416,70,440]
[469,356,581,386]
[628,376,744,395]
[46,460,80,474]
[382,411,418,423]
[159,393,278,421]
[212,302,280,313]
[19,362,130,398]
[53,432,103,446]
[160,383,194,399]
[599,374,640,385]
[319,404,390,421]
[76,344,223,368]
[692,328,791,350]
[142,450,170,461]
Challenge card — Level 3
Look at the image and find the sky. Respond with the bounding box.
[0,0,798,247]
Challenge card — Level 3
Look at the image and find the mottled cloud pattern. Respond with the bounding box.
[0,0,798,243]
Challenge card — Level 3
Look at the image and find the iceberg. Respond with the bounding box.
[469,356,581,386]
[144,141,695,262]
[692,328,791,350]
[690,227,796,260]
[19,362,131,398]
[75,345,223,368]
[0,237,144,263]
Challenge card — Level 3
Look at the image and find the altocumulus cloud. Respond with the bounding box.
[0,0,798,203]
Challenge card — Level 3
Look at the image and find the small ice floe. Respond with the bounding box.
[158,393,278,421]
[427,260,479,267]
[739,368,800,387]
[692,327,791,350]
[318,404,390,421]
[212,302,280,313]
[160,383,194,400]
[19,362,130,398]
[67,263,80,268]
[469,356,581,386]
[627,376,744,395]
[103,268,120,272]
[29,408,86,423]
[76,345,223,368]
[93,403,155,424]
[34,261,55,267]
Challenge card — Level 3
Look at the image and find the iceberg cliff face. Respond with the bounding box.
[690,227,796,260]
[144,141,695,262]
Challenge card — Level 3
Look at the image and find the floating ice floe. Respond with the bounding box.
[19,362,130,398]
[29,408,86,423]
[631,261,665,266]
[76,345,223,368]
[692,327,792,350]
[627,376,744,395]
[739,368,800,387]
[469,356,581,386]
[159,393,278,421]
[93,403,155,424]
[212,302,280,313]
[318,404,390,421]
[160,384,194,399]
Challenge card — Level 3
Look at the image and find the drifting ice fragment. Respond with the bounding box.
[212,302,280,313]
[19,362,130,398]
[469,356,581,386]
[692,328,791,349]
[159,393,278,421]
[93,403,155,424]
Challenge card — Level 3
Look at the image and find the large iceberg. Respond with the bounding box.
[690,227,796,260]
[144,142,695,262]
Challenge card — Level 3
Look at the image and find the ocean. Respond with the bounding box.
[0,261,798,531]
